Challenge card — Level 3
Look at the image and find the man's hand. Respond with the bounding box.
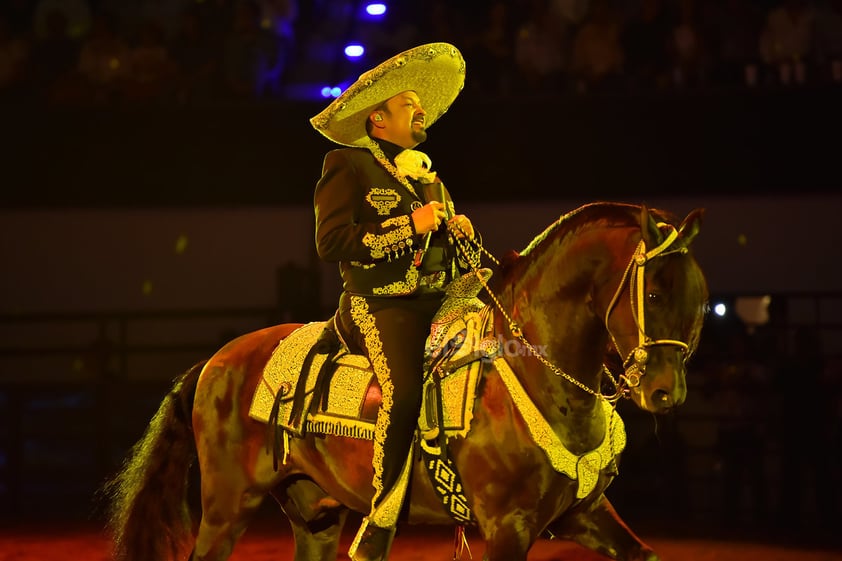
[412,201,447,235]
[448,214,475,239]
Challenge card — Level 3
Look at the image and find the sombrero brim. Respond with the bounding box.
[310,43,466,147]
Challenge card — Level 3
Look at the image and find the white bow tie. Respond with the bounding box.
[393,149,437,183]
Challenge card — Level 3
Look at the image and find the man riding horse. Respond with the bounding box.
[309,43,478,561]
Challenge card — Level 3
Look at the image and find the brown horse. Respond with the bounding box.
[104,202,708,561]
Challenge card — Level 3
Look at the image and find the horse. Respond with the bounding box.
[103,202,708,561]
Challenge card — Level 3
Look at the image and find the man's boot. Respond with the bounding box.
[348,517,397,561]
[349,446,413,560]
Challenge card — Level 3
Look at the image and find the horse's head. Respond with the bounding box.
[602,205,708,414]
[491,203,708,417]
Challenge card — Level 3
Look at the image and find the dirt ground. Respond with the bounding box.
[1,519,841,561]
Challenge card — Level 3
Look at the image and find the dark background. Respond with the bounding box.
[1,0,841,552]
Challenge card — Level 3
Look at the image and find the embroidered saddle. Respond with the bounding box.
[248,269,496,441]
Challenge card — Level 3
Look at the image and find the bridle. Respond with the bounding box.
[603,223,691,396]
[449,219,693,402]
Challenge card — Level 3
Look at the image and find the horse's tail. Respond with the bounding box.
[102,359,205,561]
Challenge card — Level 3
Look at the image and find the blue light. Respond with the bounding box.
[366,3,387,16]
[344,44,365,59]
[330,87,342,97]
[320,86,333,98]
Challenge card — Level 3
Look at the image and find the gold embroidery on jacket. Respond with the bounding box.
[372,266,420,296]
[366,188,401,216]
[361,216,414,260]
[366,140,420,200]
[349,295,393,510]
[350,261,376,269]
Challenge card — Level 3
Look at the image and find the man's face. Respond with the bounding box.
[375,91,427,149]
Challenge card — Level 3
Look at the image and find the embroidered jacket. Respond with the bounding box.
[314,143,468,297]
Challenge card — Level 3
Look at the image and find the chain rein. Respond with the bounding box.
[447,223,623,401]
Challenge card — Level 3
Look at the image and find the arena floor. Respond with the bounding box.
[1,519,841,561]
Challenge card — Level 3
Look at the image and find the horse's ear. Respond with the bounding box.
[640,204,663,248]
[678,208,705,247]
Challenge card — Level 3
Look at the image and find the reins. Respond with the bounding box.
[448,223,619,401]
[448,216,693,402]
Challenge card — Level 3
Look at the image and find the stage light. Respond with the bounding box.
[365,3,387,16]
[317,85,346,100]
[344,44,365,59]
[713,303,727,317]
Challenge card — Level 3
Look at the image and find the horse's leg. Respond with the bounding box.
[272,477,349,561]
[189,360,279,561]
[476,516,537,561]
[545,494,658,561]
[189,460,271,561]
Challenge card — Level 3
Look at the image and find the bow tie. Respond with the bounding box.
[394,149,437,183]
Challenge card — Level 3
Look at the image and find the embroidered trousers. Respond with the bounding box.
[337,290,444,523]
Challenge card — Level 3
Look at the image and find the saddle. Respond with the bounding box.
[248,269,496,524]
[248,268,497,443]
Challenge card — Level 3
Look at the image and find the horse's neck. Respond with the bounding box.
[504,233,612,386]
[491,301,607,454]
[492,224,630,450]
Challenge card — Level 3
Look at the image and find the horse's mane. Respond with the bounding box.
[489,201,705,355]
[491,202,681,289]
[520,202,674,257]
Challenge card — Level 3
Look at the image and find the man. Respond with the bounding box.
[310,43,476,560]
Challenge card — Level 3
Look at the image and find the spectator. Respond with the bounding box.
[570,0,625,93]
[705,0,765,87]
[124,20,177,103]
[465,0,516,95]
[76,13,132,103]
[1,0,35,36]
[26,8,83,103]
[666,0,710,88]
[422,0,466,47]
[256,0,297,62]
[812,0,842,83]
[621,0,671,91]
[33,0,92,40]
[196,0,238,57]
[514,0,570,94]
[221,0,285,99]
[96,0,190,41]
[354,2,421,67]
[0,14,29,98]
[759,0,816,85]
[170,5,218,103]
[551,0,592,26]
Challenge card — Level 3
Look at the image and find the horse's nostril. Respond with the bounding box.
[653,390,673,410]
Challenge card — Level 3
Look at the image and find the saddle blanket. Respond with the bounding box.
[248,307,494,441]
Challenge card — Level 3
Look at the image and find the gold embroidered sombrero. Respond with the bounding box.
[310,42,466,147]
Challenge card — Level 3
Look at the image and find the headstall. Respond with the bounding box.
[448,219,692,401]
[603,223,691,395]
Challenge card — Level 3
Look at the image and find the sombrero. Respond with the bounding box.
[310,42,466,147]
